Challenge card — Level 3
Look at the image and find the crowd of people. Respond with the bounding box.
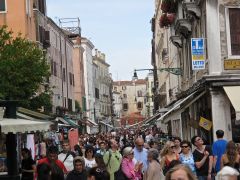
[20,126,240,180]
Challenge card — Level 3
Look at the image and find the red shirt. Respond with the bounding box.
[38,158,67,173]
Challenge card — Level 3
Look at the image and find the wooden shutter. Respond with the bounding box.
[229,8,240,55]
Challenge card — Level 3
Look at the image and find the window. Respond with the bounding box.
[72,74,75,86]
[137,102,143,109]
[95,88,99,99]
[26,0,31,16]
[38,0,45,15]
[0,0,6,12]
[114,87,117,91]
[228,8,240,56]
[123,94,127,98]
[123,103,128,111]
[137,90,142,97]
[53,62,57,76]
[122,86,126,90]
[69,73,72,85]
[63,68,66,81]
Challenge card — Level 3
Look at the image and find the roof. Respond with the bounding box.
[113,79,146,86]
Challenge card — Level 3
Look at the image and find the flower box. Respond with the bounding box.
[159,13,176,28]
[161,0,178,13]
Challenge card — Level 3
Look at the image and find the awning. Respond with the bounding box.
[224,86,240,120]
[0,118,52,134]
[142,112,161,125]
[86,119,98,126]
[62,116,79,128]
[99,121,113,128]
[18,107,52,120]
[158,90,206,123]
[56,117,71,125]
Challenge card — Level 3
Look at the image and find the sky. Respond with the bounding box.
[47,0,154,81]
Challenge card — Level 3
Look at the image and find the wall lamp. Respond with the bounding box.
[133,68,182,80]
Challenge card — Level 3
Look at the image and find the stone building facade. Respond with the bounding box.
[152,0,240,142]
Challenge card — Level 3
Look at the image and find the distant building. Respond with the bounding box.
[113,80,147,126]
[93,50,112,128]
[81,37,97,133]
[112,91,122,127]
[0,0,37,40]
[152,0,240,141]
[68,35,85,113]
[47,18,75,113]
[146,73,154,118]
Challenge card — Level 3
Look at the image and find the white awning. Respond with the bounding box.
[158,90,206,123]
[99,121,113,128]
[0,118,52,134]
[224,86,240,120]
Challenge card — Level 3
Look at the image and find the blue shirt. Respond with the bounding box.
[179,153,196,174]
[133,147,148,172]
[212,139,227,172]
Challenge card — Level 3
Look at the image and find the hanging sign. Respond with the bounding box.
[199,116,212,131]
[191,38,205,70]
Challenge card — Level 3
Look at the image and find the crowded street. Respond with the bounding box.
[0,0,240,179]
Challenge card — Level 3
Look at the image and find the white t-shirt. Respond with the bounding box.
[58,152,74,172]
[84,157,96,169]
[145,134,153,143]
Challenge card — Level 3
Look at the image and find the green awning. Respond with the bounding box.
[63,116,79,128]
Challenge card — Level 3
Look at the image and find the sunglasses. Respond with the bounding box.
[170,146,176,149]
[137,144,144,147]
[181,146,189,148]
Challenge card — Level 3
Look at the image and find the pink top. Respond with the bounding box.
[121,157,142,180]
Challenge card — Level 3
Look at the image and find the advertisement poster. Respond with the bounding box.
[68,129,79,150]
[191,38,205,70]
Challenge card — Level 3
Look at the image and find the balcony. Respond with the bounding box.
[183,1,201,19]
[170,35,183,48]
[175,19,192,38]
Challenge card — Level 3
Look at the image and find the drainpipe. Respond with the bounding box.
[59,35,64,108]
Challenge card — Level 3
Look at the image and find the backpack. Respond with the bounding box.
[106,151,129,180]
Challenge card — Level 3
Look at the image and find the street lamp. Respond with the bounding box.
[132,67,182,80]
[133,67,182,114]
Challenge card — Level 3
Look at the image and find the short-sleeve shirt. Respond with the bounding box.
[179,153,196,174]
[212,139,227,172]
[193,145,212,176]
[21,158,35,180]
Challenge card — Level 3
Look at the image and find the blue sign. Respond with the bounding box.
[191,38,205,70]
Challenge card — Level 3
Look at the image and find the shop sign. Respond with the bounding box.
[224,59,240,70]
[191,38,205,70]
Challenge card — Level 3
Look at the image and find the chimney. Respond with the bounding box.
[101,53,106,61]
[95,49,98,56]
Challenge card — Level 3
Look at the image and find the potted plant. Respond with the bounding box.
[161,0,171,12]
[167,13,176,24]
[159,13,168,28]
[159,13,176,28]
[161,0,178,13]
